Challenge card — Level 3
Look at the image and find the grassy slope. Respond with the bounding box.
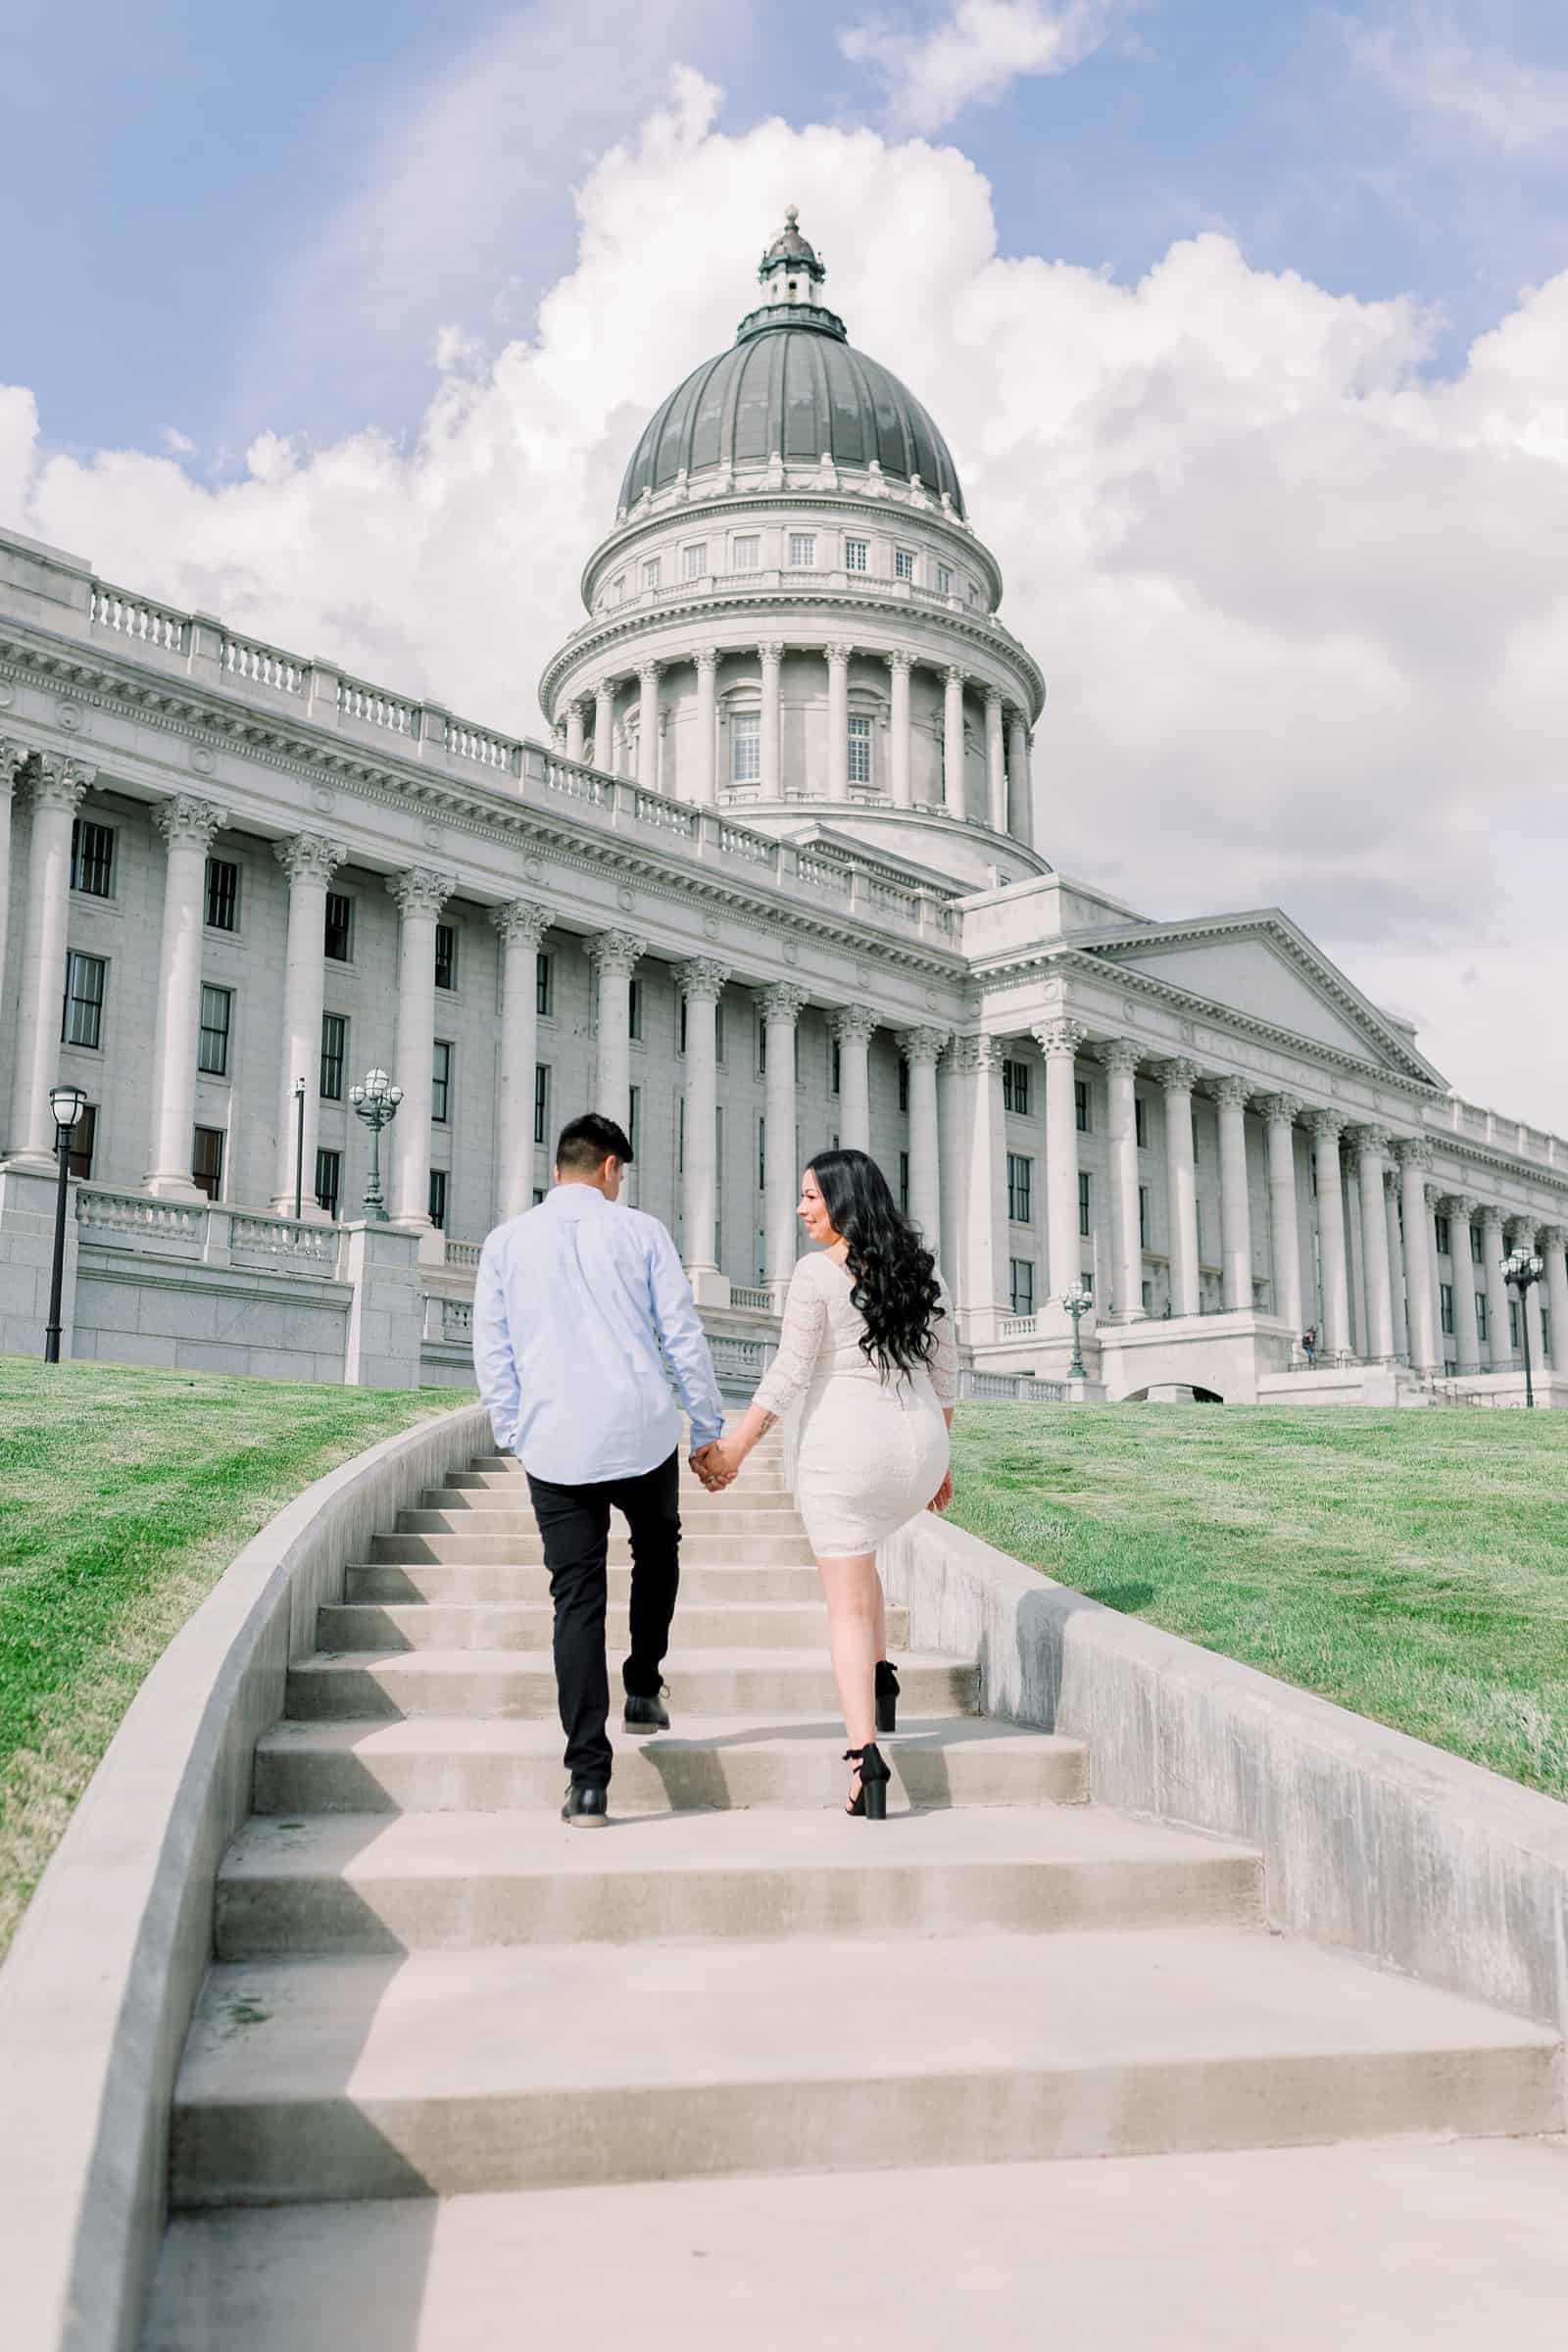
[0,1357,466,1956]
[949,1402,1568,1801]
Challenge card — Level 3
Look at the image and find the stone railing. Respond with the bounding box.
[959,1368,1066,1402]
[729,1285,773,1312]
[87,584,187,654]
[443,1237,483,1269]
[998,1313,1038,1341]
[226,1211,337,1268]
[75,1188,341,1275]
[221,634,304,695]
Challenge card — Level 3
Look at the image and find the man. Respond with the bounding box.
[472,1111,730,1825]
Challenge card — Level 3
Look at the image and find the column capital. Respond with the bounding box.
[674,956,731,1004]
[636,659,662,683]
[983,683,1004,711]
[831,1004,878,1045]
[758,980,808,1025]
[1257,1091,1301,1127]
[1424,1181,1446,1211]
[587,927,647,977]
[952,1033,1006,1077]
[154,793,224,852]
[1307,1107,1346,1145]
[28,752,97,813]
[757,641,784,666]
[885,648,913,674]
[1213,1075,1252,1111]
[1538,1224,1568,1250]
[824,641,854,667]
[1097,1037,1142,1075]
[1347,1121,1392,1159]
[1031,1017,1088,1060]
[1155,1056,1200,1096]
[490,897,552,950]
[386,865,456,919]
[594,675,616,701]
[273,831,347,886]
[898,1024,950,1067]
[944,662,964,688]
[1505,1215,1539,1248]
[1393,1136,1434,1172]
[0,738,32,790]
[1438,1192,1478,1219]
[1478,1200,1506,1230]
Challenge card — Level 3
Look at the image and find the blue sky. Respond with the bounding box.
[8,1,1567,466]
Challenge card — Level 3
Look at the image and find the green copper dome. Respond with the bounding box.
[617,212,966,517]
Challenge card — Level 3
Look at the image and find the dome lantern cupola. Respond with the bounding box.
[758,204,826,309]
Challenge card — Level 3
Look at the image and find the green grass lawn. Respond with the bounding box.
[949,1403,1568,1803]
[0,1357,466,1958]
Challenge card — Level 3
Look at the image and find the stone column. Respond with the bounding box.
[826,643,852,801]
[587,930,646,1139]
[491,899,551,1223]
[1307,1112,1349,1355]
[1350,1128,1395,1361]
[759,643,783,799]
[0,744,23,1088]
[984,687,1007,833]
[636,662,661,793]
[693,649,719,806]
[593,679,615,772]
[832,1006,876,1152]
[564,701,586,764]
[1101,1039,1144,1322]
[271,833,347,1217]
[1034,1018,1087,1305]
[900,1026,947,1263]
[760,983,807,1297]
[1479,1203,1510,1367]
[1425,1187,1446,1369]
[1006,708,1031,844]
[676,957,731,1302]
[1395,1140,1439,1373]
[144,796,226,1200]
[1541,1226,1568,1371]
[1258,1095,1303,1334]
[887,652,913,808]
[942,667,964,808]
[1215,1077,1254,1313]
[5,757,93,1170]
[1158,1059,1200,1317]
[1508,1219,1546,1371]
[1384,1169,1408,1359]
[385,867,454,1228]
[953,1034,1008,1342]
[1441,1195,1481,1374]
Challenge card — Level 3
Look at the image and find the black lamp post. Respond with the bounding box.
[1502,1246,1544,1409]
[44,1083,88,1364]
[1061,1282,1093,1381]
[349,1067,403,1221]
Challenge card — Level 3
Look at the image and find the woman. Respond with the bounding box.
[704,1148,956,1820]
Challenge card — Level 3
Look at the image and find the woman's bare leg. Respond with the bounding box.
[817,1550,880,1803]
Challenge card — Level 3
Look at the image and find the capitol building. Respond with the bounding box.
[1,213,1565,1405]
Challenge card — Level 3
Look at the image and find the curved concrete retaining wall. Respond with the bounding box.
[881,1514,1568,2068]
[0,1401,491,2352]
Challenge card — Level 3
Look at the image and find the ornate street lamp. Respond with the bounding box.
[1060,1282,1093,1381]
[348,1067,403,1222]
[44,1083,88,1364]
[1502,1246,1544,1409]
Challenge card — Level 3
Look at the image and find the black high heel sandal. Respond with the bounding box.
[875,1659,900,1738]
[844,1742,892,1822]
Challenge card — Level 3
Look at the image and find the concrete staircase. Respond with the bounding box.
[146,1435,1564,2347]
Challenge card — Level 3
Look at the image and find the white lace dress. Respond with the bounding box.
[752,1250,957,1556]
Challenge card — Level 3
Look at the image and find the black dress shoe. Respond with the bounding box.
[562,1783,609,1826]
[623,1689,670,1734]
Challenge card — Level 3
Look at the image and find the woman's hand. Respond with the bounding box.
[928,1469,954,1515]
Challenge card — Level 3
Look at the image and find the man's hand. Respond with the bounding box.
[690,1441,736,1492]
[928,1468,954,1515]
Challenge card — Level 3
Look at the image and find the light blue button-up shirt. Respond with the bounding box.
[471,1183,726,1485]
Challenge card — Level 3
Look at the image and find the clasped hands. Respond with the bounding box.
[690,1439,741,1493]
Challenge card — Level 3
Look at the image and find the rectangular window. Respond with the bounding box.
[1079,1169,1092,1238]
[830,1040,841,1096]
[732,535,760,570]
[1434,1212,1451,1257]
[1074,1078,1091,1133]
[320,1012,347,1101]
[70,818,115,898]
[324,892,353,961]
[1440,1282,1455,1337]
[1005,1152,1033,1224]
[434,922,458,991]
[847,713,872,785]
[845,537,868,572]
[899,1059,909,1113]
[678,996,688,1058]
[627,1085,641,1162]
[1509,1299,1521,1350]
[1543,1307,1553,1365]
[683,542,708,579]
[68,1102,97,1181]
[894,546,915,581]
[731,710,761,783]
[432,1040,453,1124]
[315,1146,342,1219]
[714,1001,725,1064]
[205,856,240,932]
[534,1063,549,1147]
[192,1125,224,1201]
[1135,1096,1148,1149]
[1002,1057,1032,1116]
[641,557,661,591]
[757,1012,767,1076]
[1470,1224,1484,1265]
[1139,1184,1151,1249]
[935,562,953,595]
[1142,1278,1153,1314]
[61,951,107,1050]
[677,1096,685,1176]
[628,977,643,1042]
[536,950,553,1017]
[788,532,815,567]
[1476,1292,1489,1343]
[427,1168,448,1231]
[533,1187,546,1206]
[758,1115,766,1191]
[611,574,625,604]
[1009,1258,1035,1317]
[197,985,232,1077]
[900,1150,910,1215]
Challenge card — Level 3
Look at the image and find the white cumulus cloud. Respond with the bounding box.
[840,0,1130,132]
[1346,12,1568,153]
[5,73,1568,1134]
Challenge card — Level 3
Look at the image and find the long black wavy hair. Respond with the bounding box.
[808,1147,944,1379]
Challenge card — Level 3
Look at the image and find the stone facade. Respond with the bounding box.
[1,216,1565,1400]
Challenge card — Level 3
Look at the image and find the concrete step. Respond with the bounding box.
[370,1532,815,1567]
[345,1561,826,1606]
[395,1510,804,1543]
[284,1649,979,1724]
[253,1714,1089,1816]
[316,1601,909,1653]
[213,1805,1263,1959]
[169,1927,1562,2206]
[143,2136,1568,2352]
[470,1453,785,1478]
[424,1483,801,1515]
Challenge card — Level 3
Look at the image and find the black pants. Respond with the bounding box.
[524,1449,681,1788]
